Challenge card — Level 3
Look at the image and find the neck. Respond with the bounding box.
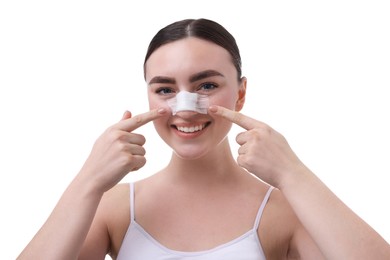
[163,138,241,187]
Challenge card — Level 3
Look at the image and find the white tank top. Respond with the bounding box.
[117,183,274,260]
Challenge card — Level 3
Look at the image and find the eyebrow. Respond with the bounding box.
[189,70,224,83]
[148,70,224,85]
[148,76,176,85]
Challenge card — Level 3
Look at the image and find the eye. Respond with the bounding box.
[155,87,175,95]
[198,82,218,92]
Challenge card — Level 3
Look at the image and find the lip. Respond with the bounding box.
[171,121,211,138]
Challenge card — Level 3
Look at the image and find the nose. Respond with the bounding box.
[175,110,199,118]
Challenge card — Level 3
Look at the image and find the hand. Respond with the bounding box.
[209,105,304,188]
[79,108,167,193]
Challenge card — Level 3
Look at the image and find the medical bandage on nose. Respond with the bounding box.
[167,91,209,115]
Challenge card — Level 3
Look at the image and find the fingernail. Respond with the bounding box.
[208,105,218,113]
[158,108,167,114]
[123,110,131,117]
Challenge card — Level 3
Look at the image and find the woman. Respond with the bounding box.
[18,18,390,259]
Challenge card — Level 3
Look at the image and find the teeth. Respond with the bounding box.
[177,124,206,133]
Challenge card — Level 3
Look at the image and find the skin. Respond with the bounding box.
[17,37,390,260]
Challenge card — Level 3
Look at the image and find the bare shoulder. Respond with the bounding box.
[101,182,130,209]
[80,183,130,259]
[258,188,324,259]
[258,188,299,258]
[89,183,130,258]
[104,183,131,257]
[96,183,130,226]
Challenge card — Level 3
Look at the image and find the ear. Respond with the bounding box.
[235,77,247,112]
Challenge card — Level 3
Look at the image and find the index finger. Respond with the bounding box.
[119,108,167,132]
[209,105,262,130]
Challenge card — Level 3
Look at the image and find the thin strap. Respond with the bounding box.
[129,182,135,222]
[253,186,274,229]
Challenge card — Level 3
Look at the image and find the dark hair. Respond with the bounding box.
[144,18,242,81]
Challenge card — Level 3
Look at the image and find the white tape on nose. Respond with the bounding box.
[167,91,209,115]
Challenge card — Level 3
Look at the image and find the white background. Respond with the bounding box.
[1,1,389,258]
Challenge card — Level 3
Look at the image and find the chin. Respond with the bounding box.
[172,144,211,160]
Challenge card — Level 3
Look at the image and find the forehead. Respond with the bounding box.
[145,37,235,82]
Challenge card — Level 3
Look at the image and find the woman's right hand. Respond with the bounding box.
[79,108,167,193]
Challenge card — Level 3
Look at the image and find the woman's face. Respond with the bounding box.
[144,37,246,159]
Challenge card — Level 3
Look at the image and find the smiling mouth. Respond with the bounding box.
[173,122,211,133]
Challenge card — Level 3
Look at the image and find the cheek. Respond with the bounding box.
[209,90,237,110]
[148,94,171,110]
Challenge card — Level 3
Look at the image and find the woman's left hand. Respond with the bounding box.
[209,105,305,188]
